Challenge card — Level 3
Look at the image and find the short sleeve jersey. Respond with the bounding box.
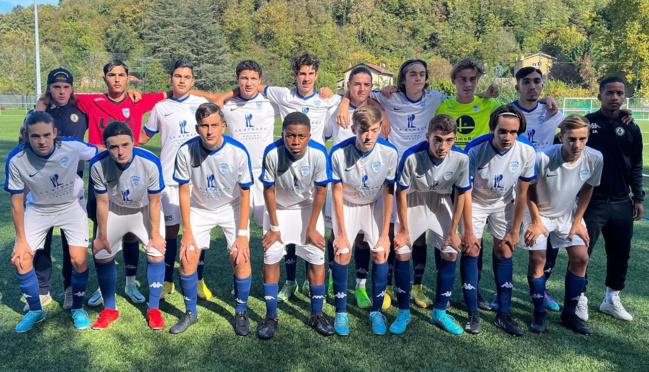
[435,96,502,149]
[512,101,565,150]
[330,137,398,205]
[45,103,89,174]
[90,147,164,209]
[371,89,446,158]
[397,142,471,196]
[260,139,330,210]
[533,144,603,218]
[173,136,253,210]
[143,95,208,185]
[76,92,165,146]
[4,138,97,213]
[465,134,537,208]
[324,104,356,146]
[223,93,278,173]
[263,86,342,145]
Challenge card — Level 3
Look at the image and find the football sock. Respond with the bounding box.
[494,256,513,314]
[263,283,279,318]
[310,284,326,316]
[528,275,546,313]
[564,270,586,315]
[332,261,348,313]
[544,244,558,281]
[180,272,198,313]
[147,260,165,309]
[412,244,427,285]
[285,244,297,282]
[355,245,370,282]
[164,237,178,283]
[197,250,206,281]
[394,259,411,310]
[123,241,139,277]
[326,238,334,272]
[96,260,117,309]
[17,269,42,311]
[386,244,395,285]
[370,261,388,312]
[234,274,251,313]
[70,268,89,310]
[435,258,456,311]
[460,255,479,313]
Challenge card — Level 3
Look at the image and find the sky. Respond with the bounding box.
[0,0,58,13]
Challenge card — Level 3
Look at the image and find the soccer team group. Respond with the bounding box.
[6,51,644,340]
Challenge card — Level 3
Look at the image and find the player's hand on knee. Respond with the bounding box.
[333,234,351,256]
[180,234,199,263]
[231,237,250,265]
[524,222,548,247]
[501,231,519,252]
[11,241,33,270]
[374,235,390,261]
[444,231,462,253]
[381,85,397,98]
[262,230,282,251]
[393,231,411,252]
[305,228,326,251]
[568,222,590,248]
[147,234,166,255]
[461,231,480,254]
[92,235,111,256]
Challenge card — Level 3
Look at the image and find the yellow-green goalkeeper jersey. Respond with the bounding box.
[435,96,502,149]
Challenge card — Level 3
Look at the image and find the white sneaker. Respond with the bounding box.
[23,293,52,312]
[600,294,633,321]
[62,286,73,310]
[575,293,589,322]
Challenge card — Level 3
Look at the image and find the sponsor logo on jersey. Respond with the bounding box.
[302,107,310,114]
[131,176,140,186]
[29,171,39,177]
[70,113,79,123]
[301,165,310,176]
[219,163,229,175]
[429,180,439,190]
[615,126,625,136]
[444,171,453,180]
[206,174,216,188]
[590,123,600,134]
[371,161,381,173]
[245,114,254,128]
[50,174,62,187]
[580,169,590,181]
[527,129,536,144]
[407,114,416,129]
[293,175,300,189]
[59,157,69,168]
[361,174,369,189]
[121,189,132,202]
[179,120,189,134]
[457,116,475,135]
[122,108,130,118]
[493,174,504,189]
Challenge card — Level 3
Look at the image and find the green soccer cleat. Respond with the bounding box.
[355,287,371,309]
[277,281,298,303]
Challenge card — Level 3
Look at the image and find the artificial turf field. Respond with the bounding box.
[0,110,648,372]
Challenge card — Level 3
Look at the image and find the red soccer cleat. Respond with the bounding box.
[92,309,120,330]
[147,308,165,330]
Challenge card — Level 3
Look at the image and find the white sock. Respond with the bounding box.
[355,278,366,289]
[605,287,620,303]
[126,276,136,286]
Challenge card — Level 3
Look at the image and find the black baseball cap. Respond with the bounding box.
[47,68,73,85]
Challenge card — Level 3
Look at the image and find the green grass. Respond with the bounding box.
[1,115,649,372]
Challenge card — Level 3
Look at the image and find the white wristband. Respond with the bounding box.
[270,225,280,232]
[237,229,249,237]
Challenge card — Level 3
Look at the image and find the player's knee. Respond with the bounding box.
[371,250,386,264]
[14,257,33,274]
[440,251,457,261]
[529,252,546,269]
[70,256,87,272]
[148,255,164,263]
[494,245,512,259]
[571,252,589,269]
[334,253,351,265]
[95,257,113,265]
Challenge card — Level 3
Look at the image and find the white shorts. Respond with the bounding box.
[520,210,586,251]
[471,201,514,240]
[332,198,383,252]
[395,192,457,254]
[191,203,244,251]
[250,170,264,227]
[94,203,166,260]
[23,199,89,251]
[263,206,325,265]
[162,184,181,227]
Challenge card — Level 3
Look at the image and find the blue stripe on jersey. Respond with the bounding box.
[94,187,108,194]
[308,139,331,183]
[133,147,165,193]
[4,144,25,194]
[402,91,423,104]
[143,126,158,134]
[224,136,254,187]
[237,93,259,101]
[450,145,467,154]
[515,136,538,180]
[464,133,492,154]
[88,150,111,192]
[260,139,282,185]
[329,136,355,165]
[510,100,540,113]
[516,135,536,149]
[376,138,398,183]
[295,89,317,100]
[170,95,190,103]
[59,136,98,153]
[172,138,200,184]
[396,141,428,189]
[263,86,270,97]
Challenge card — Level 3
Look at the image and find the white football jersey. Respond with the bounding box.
[513,101,565,150]
[263,86,342,144]
[330,137,398,205]
[174,136,253,210]
[324,104,356,146]
[5,138,97,213]
[371,89,446,158]
[143,95,208,185]
[533,144,603,217]
[260,139,329,210]
[91,147,164,209]
[223,93,278,172]
[466,134,536,208]
[397,142,471,195]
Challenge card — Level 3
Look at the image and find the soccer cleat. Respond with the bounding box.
[197,279,212,301]
[389,309,411,335]
[544,290,560,311]
[92,309,120,330]
[431,308,463,335]
[464,312,482,334]
[161,281,175,299]
[355,287,371,309]
[23,292,52,313]
[334,313,350,336]
[15,310,46,333]
[170,311,198,334]
[490,295,499,311]
[125,284,145,304]
[477,292,492,311]
[575,293,589,322]
[310,313,335,336]
[561,312,593,335]
[494,312,524,337]
[63,286,73,310]
[369,311,387,335]
[327,276,333,297]
[277,281,298,303]
[381,285,393,311]
[302,279,311,296]
[411,284,433,308]
[71,309,90,330]
[147,308,165,330]
[530,311,547,333]
[600,295,633,322]
[87,289,103,307]
[234,311,251,336]
[257,316,279,340]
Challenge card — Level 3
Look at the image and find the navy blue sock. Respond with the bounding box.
[563,270,586,315]
[412,244,427,285]
[197,250,206,280]
[180,272,198,313]
[332,261,348,313]
[528,275,546,313]
[386,244,395,285]
[147,260,165,309]
[17,269,42,311]
[96,260,117,309]
[394,259,411,310]
[494,256,513,314]
[123,241,139,277]
[234,274,251,313]
[70,268,89,310]
[355,246,370,280]
[310,284,326,315]
[435,258,456,310]
[460,255,479,312]
[164,237,178,283]
[371,262,388,312]
[263,283,279,318]
[434,248,441,271]
[544,245,559,281]
[327,239,334,272]
[285,244,297,282]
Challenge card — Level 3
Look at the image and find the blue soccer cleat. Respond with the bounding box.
[72,309,90,330]
[389,309,411,335]
[334,313,349,336]
[369,311,387,335]
[15,310,46,333]
[431,308,463,335]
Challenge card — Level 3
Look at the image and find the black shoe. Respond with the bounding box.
[169,311,198,334]
[561,312,593,335]
[310,313,335,336]
[464,312,482,334]
[234,311,251,336]
[530,311,547,333]
[477,293,492,311]
[257,316,279,340]
[494,312,524,337]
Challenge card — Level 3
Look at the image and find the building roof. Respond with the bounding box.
[518,53,556,61]
[343,63,394,76]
